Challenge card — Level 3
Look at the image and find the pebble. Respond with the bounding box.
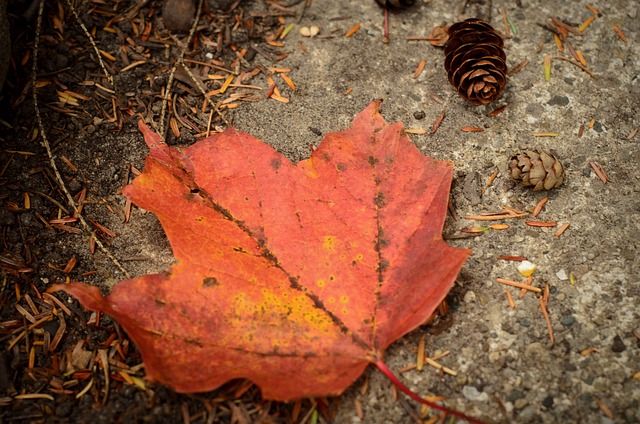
[611,335,626,353]
[463,290,476,303]
[514,398,529,409]
[506,389,524,402]
[462,385,488,402]
[556,269,568,281]
[413,111,425,120]
[519,318,531,327]
[547,95,570,106]
[593,121,604,132]
[561,316,576,326]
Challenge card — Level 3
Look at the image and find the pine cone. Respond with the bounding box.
[509,150,565,191]
[375,0,416,8]
[444,18,507,105]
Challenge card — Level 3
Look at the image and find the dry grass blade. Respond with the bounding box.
[159,0,206,135]
[481,167,499,196]
[31,0,129,279]
[498,255,527,261]
[533,197,548,217]
[507,58,528,76]
[424,357,456,376]
[555,223,570,237]
[496,278,542,293]
[464,212,528,221]
[412,59,426,79]
[539,295,554,345]
[345,24,361,38]
[525,221,557,227]
[590,162,607,183]
[416,337,425,371]
[612,25,627,43]
[552,55,595,78]
[505,288,516,309]
[431,110,446,134]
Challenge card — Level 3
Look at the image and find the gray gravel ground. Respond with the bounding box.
[226,0,639,423]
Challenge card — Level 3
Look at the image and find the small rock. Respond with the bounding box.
[556,292,566,301]
[547,95,570,106]
[611,335,626,353]
[506,389,524,402]
[519,318,531,327]
[556,269,568,281]
[462,385,488,402]
[542,395,554,408]
[463,290,476,303]
[413,111,425,120]
[561,316,576,326]
[593,121,604,132]
[514,398,528,409]
[462,172,482,206]
[308,127,322,136]
[502,322,515,334]
[564,362,577,372]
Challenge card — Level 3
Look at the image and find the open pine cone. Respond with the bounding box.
[444,18,507,105]
[509,150,565,191]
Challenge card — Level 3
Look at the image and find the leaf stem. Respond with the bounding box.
[374,360,486,424]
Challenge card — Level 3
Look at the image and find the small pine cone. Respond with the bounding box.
[375,0,416,8]
[444,18,507,105]
[509,150,565,191]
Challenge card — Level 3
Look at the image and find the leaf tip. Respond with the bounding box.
[50,282,111,314]
[137,119,167,151]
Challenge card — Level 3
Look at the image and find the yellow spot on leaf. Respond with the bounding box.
[317,279,326,288]
[323,235,336,252]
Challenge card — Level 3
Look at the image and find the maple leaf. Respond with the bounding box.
[54,100,471,405]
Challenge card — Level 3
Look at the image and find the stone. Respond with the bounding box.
[547,95,570,106]
[611,335,626,353]
[462,385,489,402]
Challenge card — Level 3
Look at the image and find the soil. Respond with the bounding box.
[1,0,638,423]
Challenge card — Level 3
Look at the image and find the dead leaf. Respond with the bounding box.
[54,101,470,401]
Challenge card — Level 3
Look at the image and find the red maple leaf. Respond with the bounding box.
[54,100,471,413]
